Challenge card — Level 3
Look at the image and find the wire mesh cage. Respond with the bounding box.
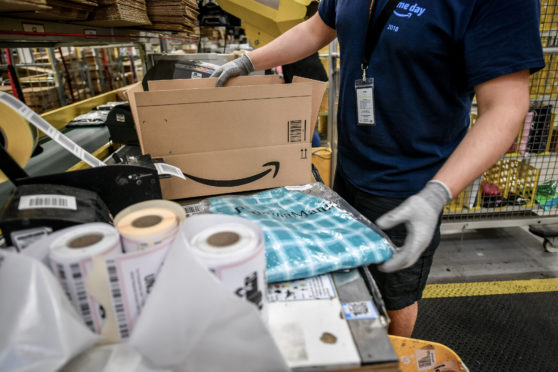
[443,1,558,228]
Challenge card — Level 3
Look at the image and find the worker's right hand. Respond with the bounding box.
[211,54,255,87]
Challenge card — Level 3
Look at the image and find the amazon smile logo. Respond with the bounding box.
[393,2,426,17]
[182,161,280,187]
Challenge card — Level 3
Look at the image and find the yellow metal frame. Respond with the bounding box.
[217,0,313,47]
[66,142,120,171]
[37,85,131,169]
[40,86,129,134]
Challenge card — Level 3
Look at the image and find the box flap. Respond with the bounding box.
[148,75,282,91]
[136,94,313,155]
[292,76,328,136]
[125,82,146,152]
[134,82,312,107]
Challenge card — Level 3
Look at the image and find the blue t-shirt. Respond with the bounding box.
[319,0,545,197]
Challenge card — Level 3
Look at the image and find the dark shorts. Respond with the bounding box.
[333,170,442,311]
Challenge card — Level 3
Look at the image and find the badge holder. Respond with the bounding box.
[356,0,400,126]
[355,65,375,126]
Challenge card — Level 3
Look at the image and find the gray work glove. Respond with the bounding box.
[375,180,452,273]
[211,54,255,87]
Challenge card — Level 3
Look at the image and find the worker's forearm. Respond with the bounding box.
[247,13,337,71]
[433,70,530,197]
[434,109,524,197]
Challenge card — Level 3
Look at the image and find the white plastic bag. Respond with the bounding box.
[0,252,99,372]
[128,220,288,372]
[0,219,289,372]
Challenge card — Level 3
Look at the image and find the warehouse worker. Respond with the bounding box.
[212,0,544,337]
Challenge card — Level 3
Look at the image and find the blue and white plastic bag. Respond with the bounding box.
[206,183,394,283]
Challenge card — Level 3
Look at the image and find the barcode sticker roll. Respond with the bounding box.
[0,92,187,180]
[0,92,105,168]
[116,207,179,253]
[48,223,121,333]
[81,199,187,342]
[182,214,267,319]
[97,242,170,340]
[114,200,186,253]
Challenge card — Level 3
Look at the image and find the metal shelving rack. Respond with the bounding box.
[0,15,193,48]
[0,14,199,114]
[1,45,144,114]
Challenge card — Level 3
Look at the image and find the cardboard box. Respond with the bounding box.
[127,75,327,200]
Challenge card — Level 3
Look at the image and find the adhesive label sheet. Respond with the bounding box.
[267,274,336,302]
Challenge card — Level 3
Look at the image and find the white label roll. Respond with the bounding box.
[114,200,185,253]
[48,223,121,333]
[98,240,170,340]
[84,200,186,341]
[182,214,267,318]
[116,207,179,253]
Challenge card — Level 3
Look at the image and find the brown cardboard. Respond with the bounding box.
[126,82,145,147]
[148,75,282,91]
[292,76,328,136]
[127,75,327,200]
[134,85,313,155]
[159,143,313,200]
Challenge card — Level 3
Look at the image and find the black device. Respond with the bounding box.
[142,59,218,91]
[0,183,112,249]
[106,103,139,145]
[1,141,163,249]
[1,142,163,216]
[16,161,162,216]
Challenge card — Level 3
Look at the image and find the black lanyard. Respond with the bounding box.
[361,0,400,80]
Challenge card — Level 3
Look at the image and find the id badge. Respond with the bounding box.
[355,78,375,126]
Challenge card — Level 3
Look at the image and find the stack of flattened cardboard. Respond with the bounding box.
[86,0,151,27]
[9,0,98,21]
[0,0,49,12]
[145,0,198,34]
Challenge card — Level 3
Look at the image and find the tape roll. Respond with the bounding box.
[0,101,37,183]
[183,214,267,318]
[114,200,185,253]
[48,223,121,334]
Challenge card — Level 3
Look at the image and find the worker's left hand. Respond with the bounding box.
[375,180,452,273]
[211,54,255,87]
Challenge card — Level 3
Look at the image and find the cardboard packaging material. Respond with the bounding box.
[127,75,327,200]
